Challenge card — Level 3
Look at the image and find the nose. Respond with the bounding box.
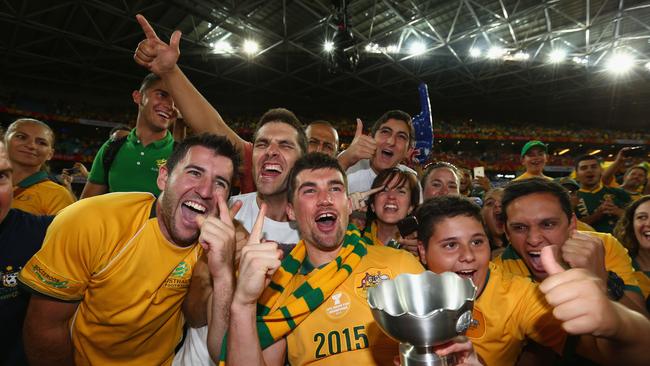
[494,203,502,215]
[526,226,544,247]
[459,244,475,263]
[386,133,396,145]
[316,189,333,206]
[194,176,214,199]
[439,185,449,195]
[265,142,280,157]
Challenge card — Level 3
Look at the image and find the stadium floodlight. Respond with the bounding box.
[644,61,650,70]
[606,53,635,74]
[469,47,481,57]
[558,148,570,155]
[365,42,380,53]
[409,41,426,55]
[211,41,233,54]
[513,51,530,61]
[486,46,505,59]
[548,49,566,63]
[242,39,259,55]
[324,41,335,52]
[589,149,602,156]
[386,44,399,53]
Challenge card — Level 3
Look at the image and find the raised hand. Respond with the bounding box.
[349,185,384,211]
[234,204,283,306]
[561,230,607,284]
[133,14,181,75]
[338,119,377,169]
[539,245,619,337]
[195,196,242,278]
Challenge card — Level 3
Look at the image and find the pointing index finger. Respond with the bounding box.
[360,185,385,199]
[248,203,267,244]
[136,14,159,40]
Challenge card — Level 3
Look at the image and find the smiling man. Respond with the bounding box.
[512,140,552,181]
[338,111,417,194]
[18,134,240,365]
[223,153,423,365]
[494,178,645,313]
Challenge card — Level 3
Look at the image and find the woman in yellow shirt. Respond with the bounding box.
[5,118,75,215]
[362,168,420,254]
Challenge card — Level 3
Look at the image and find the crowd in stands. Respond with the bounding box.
[2,13,650,366]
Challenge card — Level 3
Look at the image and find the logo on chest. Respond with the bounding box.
[354,269,391,299]
[325,291,352,319]
[163,261,191,289]
[465,308,486,338]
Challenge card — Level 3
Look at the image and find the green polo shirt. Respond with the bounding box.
[88,129,174,195]
[575,182,631,233]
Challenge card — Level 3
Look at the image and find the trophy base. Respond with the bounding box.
[400,343,456,366]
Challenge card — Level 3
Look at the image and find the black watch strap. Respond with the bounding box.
[606,271,624,301]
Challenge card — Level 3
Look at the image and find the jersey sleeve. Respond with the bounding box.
[600,233,641,294]
[18,200,105,301]
[398,250,425,274]
[87,140,110,185]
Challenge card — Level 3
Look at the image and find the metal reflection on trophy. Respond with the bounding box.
[367,271,477,366]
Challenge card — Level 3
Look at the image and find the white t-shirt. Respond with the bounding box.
[346,159,418,194]
[173,191,300,366]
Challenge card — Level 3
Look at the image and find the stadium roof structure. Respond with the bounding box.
[2,0,650,128]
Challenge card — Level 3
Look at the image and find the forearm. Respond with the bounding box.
[24,319,75,366]
[579,211,602,225]
[161,66,244,150]
[602,160,622,186]
[207,274,234,363]
[619,290,649,316]
[337,150,357,171]
[227,302,267,366]
[594,302,650,365]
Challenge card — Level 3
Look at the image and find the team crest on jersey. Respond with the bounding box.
[1,266,22,300]
[164,261,191,289]
[325,290,351,319]
[465,308,485,338]
[354,269,391,299]
[155,159,167,169]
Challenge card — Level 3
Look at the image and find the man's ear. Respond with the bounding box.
[132,90,142,105]
[417,241,427,266]
[287,202,296,221]
[569,213,578,231]
[157,164,169,192]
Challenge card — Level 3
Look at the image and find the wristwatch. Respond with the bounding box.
[606,271,624,301]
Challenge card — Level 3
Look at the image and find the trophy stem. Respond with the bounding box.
[399,343,456,366]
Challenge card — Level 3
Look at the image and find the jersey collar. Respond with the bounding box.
[16,171,49,188]
[578,181,604,194]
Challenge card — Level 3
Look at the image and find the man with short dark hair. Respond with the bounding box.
[19,134,241,365]
[337,111,417,194]
[306,120,339,156]
[493,178,645,313]
[513,140,552,181]
[574,155,631,233]
[223,153,424,365]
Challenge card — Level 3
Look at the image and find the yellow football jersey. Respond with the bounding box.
[467,263,566,366]
[512,172,552,182]
[19,192,202,365]
[281,245,424,365]
[12,180,75,215]
[493,231,641,294]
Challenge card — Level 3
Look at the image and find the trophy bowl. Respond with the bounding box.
[367,271,477,366]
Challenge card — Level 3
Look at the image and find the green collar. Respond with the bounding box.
[17,171,49,188]
[299,256,328,275]
[499,245,535,280]
[128,128,173,148]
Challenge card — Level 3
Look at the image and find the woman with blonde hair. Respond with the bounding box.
[5,118,75,215]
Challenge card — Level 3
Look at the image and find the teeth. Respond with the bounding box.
[317,213,335,220]
[384,204,398,210]
[184,201,206,213]
[157,111,171,119]
[528,251,541,257]
[264,164,282,173]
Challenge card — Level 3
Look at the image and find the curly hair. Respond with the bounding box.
[613,195,650,257]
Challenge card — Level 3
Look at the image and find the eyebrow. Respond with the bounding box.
[0,168,13,174]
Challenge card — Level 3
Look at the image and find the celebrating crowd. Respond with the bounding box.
[2,14,650,366]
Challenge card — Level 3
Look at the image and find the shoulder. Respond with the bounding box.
[59,192,155,220]
[365,245,424,273]
[346,159,370,175]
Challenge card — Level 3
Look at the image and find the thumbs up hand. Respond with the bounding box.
[539,245,620,338]
[337,119,377,170]
[233,203,284,306]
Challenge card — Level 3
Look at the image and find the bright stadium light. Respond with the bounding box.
[558,148,570,155]
[386,44,399,53]
[487,46,505,59]
[323,41,334,52]
[645,61,650,70]
[211,41,233,54]
[548,49,566,63]
[469,47,481,57]
[589,149,602,156]
[513,51,530,61]
[606,53,635,74]
[409,41,426,55]
[243,39,259,55]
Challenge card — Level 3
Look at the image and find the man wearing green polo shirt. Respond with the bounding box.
[81,73,177,197]
[574,155,631,233]
[512,140,552,181]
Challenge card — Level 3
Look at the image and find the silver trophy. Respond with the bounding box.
[367,271,477,366]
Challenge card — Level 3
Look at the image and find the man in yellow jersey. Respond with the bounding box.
[512,140,552,181]
[18,134,241,365]
[417,195,650,366]
[223,153,424,365]
[494,178,646,313]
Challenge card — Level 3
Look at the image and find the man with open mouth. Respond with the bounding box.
[494,178,645,314]
[18,134,241,365]
[224,153,423,365]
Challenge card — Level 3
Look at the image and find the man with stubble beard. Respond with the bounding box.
[222,153,424,365]
[18,134,241,366]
